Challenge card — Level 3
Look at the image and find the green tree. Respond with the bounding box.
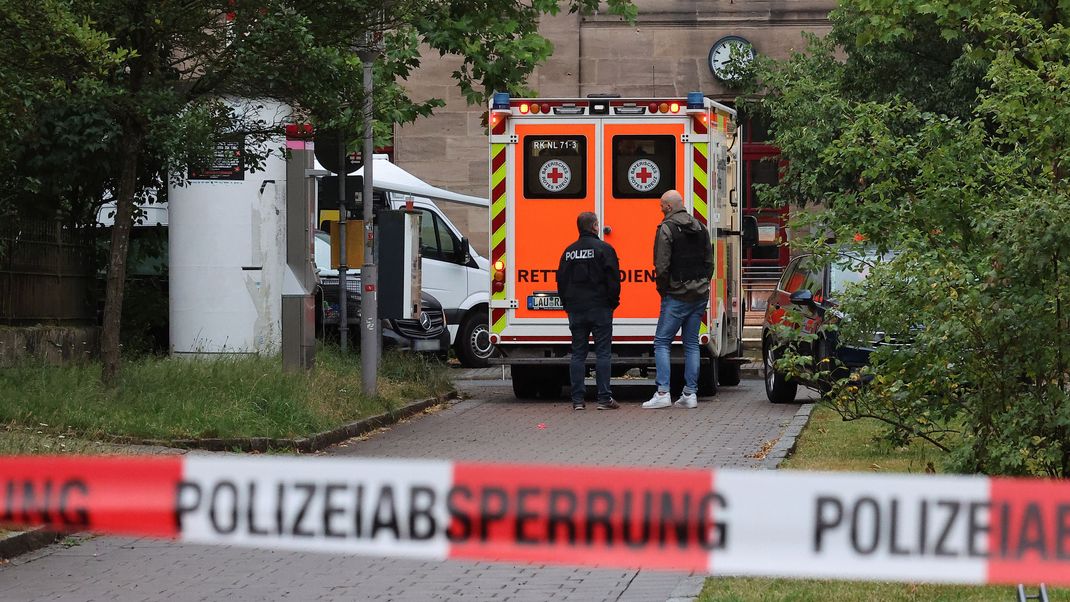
[753,1,1070,476]
[0,1,124,222]
[2,0,635,384]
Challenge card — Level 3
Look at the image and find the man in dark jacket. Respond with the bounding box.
[556,211,621,410]
[643,189,713,410]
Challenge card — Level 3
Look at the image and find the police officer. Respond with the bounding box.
[556,212,621,410]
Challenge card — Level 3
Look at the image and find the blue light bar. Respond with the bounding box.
[687,91,705,109]
[492,92,511,110]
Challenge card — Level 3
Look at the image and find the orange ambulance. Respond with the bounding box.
[486,92,752,398]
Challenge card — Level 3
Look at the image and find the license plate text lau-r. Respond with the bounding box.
[527,295,563,310]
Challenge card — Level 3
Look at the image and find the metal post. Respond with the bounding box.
[337,131,349,351]
[360,51,379,395]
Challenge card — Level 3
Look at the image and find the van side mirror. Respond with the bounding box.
[742,215,759,248]
[456,237,470,264]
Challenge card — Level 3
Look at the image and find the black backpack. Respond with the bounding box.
[667,221,711,281]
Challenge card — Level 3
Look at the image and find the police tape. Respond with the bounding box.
[2,455,1068,585]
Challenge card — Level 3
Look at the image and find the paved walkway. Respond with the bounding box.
[0,378,812,602]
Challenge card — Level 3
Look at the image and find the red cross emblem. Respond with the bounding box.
[628,159,660,192]
[539,160,571,191]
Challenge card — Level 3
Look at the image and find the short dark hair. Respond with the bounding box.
[577,211,598,234]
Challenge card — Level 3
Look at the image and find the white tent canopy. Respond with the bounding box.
[319,154,488,207]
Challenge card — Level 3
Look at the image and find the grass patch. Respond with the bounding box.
[699,405,1060,601]
[781,404,945,473]
[0,347,451,442]
[699,577,1059,601]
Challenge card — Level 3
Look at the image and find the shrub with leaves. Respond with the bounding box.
[752,2,1070,476]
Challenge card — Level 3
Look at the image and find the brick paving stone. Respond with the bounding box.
[0,379,813,602]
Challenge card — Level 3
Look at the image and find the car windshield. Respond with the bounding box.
[828,255,875,296]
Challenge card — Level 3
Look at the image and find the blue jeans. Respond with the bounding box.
[653,297,707,395]
[567,306,614,402]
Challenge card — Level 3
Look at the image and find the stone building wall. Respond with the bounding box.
[394,0,835,255]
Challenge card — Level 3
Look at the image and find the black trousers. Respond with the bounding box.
[567,306,613,402]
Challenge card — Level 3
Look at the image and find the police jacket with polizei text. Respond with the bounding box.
[556,231,621,312]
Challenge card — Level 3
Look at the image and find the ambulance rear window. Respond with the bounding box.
[523,136,586,199]
[611,135,676,199]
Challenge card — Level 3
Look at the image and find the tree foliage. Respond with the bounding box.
[0,0,126,221]
[753,0,1070,476]
[1,0,635,383]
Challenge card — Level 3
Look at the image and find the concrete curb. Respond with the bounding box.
[0,527,62,560]
[106,390,459,453]
[761,403,815,470]
[666,575,707,602]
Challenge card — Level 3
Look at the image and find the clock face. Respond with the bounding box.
[709,36,755,83]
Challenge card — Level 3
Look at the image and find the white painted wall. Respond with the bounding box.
[169,100,291,356]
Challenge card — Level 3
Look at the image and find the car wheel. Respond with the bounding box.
[698,359,717,396]
[764,340,798,404]
[456,312,494,368]
[511,365,539,399]
[718,358,742,387]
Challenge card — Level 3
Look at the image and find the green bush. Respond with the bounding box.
[755,4,1070,476]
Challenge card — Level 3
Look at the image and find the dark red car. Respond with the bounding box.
[761,251,881,403]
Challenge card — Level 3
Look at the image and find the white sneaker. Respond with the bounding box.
[642,392,672,409]
[674,393,697,409]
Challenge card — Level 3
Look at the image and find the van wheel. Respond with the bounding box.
[698,360,717,396]
[457,312,494,368]
[511,365,538,399]
[764,341,798,404]
[718,359,742,387]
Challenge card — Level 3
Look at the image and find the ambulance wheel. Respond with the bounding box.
[718,359,742,387]
[669,365,685,398]
[537,368,565,399]
[456,312,493,368]
[698,360,717,397]
[511,365,539,399]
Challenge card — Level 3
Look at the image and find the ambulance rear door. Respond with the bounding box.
[600,118,687,342]
[502,119,598,343]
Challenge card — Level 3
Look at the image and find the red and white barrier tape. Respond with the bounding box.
[2,455,1068,585]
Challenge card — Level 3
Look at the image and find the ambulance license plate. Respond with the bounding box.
[527,294,563,310]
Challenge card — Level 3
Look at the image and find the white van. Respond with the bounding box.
[319,156,494,367]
